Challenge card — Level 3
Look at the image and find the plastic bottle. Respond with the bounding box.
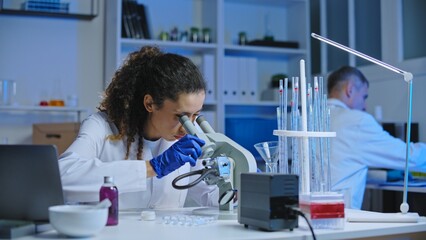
[99,176,119,226]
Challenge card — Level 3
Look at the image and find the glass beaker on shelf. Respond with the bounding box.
[0,79,17,106]
[49,79,65,107]
[254,141,279,173]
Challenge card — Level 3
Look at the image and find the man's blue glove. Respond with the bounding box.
[150,135,205,178]
[387,169,413,182]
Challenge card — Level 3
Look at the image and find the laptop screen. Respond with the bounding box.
[0,145,64,221]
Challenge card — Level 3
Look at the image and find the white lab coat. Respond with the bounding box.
[59,112,218,209]
[328,98,426,209]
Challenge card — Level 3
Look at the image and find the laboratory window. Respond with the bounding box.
[402,0,426,60]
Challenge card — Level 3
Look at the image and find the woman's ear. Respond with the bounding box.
[144,95,154,112]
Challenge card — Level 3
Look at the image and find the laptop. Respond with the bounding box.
[0,144,64,222]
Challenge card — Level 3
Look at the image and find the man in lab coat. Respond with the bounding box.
[327,66,426,209]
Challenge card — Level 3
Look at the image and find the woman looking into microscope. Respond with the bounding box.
[58,46,218,209]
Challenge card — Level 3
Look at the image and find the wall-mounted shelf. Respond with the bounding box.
[0,8,96,20]
[0,105,88,122]
[121,38,217,54]
[0,0,99,20]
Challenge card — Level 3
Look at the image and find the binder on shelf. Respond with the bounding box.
[137,3,151,39]
[127,0,143,39]
[225,57,258,103]
[237,57,258,102]
[121,17,128,38]
[202,54,215,102]
[223,57,240,102]
[122,0,151,39]
[246,57,258,102]
[238,57,249,102]
[122,0,135,38]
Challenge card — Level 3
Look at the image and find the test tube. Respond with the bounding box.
[290,77,299,175]
[325,104,332,192]
[278,80,284,173]
[278,79,283,132]
[277,106,284,173]
[278,79,289,174]
[312,77,321,192]
[319,76,324,111]
[308,83,318,192]
[283,78,288,174]
[277,107,281,130]
[321,94,330,192]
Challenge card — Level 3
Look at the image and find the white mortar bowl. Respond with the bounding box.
[49,205,108,237]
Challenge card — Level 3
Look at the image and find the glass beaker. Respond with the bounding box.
[254,141,279,173]
[0,79,17,106]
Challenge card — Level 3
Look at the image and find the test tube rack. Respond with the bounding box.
[273,59,344,229]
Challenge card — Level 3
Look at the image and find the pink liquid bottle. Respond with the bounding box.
[99,176,119,226]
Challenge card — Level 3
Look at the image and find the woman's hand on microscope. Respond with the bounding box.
[149,135,205,178]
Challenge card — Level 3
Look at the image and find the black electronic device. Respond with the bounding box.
[0,144,64,222]
[382,122,419,142]
[238,173,299,231]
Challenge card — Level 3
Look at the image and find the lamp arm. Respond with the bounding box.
[311,33,413,82]
[311,33,413,214]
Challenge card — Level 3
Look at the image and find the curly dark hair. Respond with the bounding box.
[98,46,206,160]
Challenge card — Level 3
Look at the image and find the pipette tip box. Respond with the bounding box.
[299,192,345,229]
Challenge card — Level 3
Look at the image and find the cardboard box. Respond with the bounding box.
[32,122,80,155]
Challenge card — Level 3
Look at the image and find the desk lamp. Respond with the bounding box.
[311,33,418,220]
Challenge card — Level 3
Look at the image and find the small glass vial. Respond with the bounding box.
[180,31,188,42]
[189,27,200,42]
[238,32,247,45]
[159,31,169,41]
[202,27,211,43]
[99,176,119,226]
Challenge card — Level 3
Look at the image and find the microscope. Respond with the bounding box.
[172,115,257,212]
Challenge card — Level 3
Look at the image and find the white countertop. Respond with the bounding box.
[20,208,426,240]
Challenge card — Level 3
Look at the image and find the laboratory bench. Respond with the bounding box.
[19,208,426,240]
[363,183,426,217]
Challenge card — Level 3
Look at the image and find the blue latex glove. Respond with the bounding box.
[387,170,413,182]
[150,135,205,178]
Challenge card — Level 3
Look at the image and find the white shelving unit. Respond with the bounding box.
[104,0,310,133]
